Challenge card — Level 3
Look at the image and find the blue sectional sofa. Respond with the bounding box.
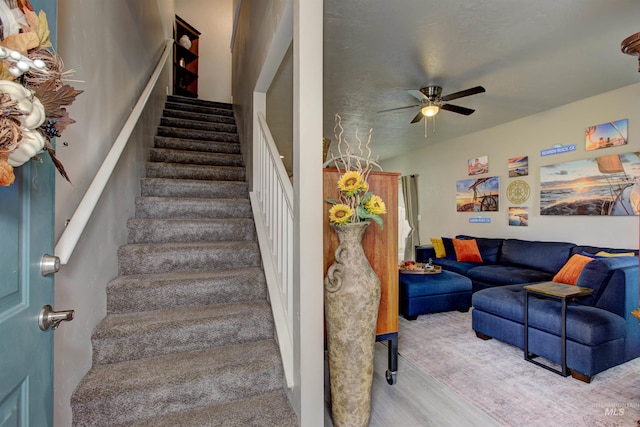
[422,236,639,382]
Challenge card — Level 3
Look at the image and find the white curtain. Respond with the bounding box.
[401,175,420,260]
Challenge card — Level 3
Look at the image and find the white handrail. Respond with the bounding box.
[55,39,173,265]
[230,0,243,52]
[250,112,294,388]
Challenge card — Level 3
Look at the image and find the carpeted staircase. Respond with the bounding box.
[71,95,298,426]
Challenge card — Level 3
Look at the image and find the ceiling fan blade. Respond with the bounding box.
[441,86,485,102]
[441,103,476,116]
[410,111,424,123]
[377,104,420,114]
[407,89,428,101]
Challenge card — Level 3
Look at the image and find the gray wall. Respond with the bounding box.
[266,43,294,176]
[383,82,640,250]
[231,0,290,188]
[53,1,175,425]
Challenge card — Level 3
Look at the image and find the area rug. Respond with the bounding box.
[398,310,640,427]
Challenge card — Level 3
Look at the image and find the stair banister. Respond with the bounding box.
[55,39,173,265]
[250,112,294,388]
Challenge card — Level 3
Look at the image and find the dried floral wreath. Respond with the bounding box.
[0,0,82,186]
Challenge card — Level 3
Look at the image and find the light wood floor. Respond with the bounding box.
[324,343,501,427]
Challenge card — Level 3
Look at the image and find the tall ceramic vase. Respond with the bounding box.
[324,221,381,427]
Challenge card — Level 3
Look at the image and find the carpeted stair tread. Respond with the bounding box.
[71,340,285,426]
[157,125,239,142]
[126,391,298,427]
[162,108,236,125]
[92,301,274,365]
[127,218,256,243]
[167,95,232,110]
[140,177,249,199]
[164,101,234,117]
[161,116,237,134]
[149,148,244,166]
[117,241,261,275]
[146,162,246,181]
[135,196,252,219]
[153,135,241,154]
[106,268,267,314]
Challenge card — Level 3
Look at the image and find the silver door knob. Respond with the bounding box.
[38,305,74,331]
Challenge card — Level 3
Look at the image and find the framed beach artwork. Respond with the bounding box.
[456,176,500,212]
[585,119,628,152]
[508,207,528,226]
[468,156,489,176]
[540,152,640,216]
[508,156,528,177]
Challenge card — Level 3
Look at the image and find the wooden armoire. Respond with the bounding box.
[322,168,400,384]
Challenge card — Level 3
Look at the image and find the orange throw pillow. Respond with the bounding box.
[552,254,593,285]
[452,239,483,262]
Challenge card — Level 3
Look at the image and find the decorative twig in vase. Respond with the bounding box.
[325,114,387,228]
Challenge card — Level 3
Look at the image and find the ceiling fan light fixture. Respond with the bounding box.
[421,104,440,117]
[621,32,640,72]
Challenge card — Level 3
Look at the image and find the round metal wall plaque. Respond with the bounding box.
[507,180,530,204]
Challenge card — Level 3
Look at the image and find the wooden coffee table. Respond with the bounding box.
[523,281,593,376]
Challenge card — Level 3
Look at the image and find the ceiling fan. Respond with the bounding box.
[379,85,486,124]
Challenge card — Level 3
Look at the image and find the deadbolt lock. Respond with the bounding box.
[40,254,60,276]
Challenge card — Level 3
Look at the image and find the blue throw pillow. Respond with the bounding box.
[580,251,597,258]
[572,245,639,257]
[575,257,638,306]
[575,259,613,306]
[441,237,457,260]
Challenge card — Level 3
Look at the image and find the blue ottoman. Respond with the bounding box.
[399,270,472,320]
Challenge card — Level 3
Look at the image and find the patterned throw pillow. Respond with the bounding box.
[452,238,483,263]
[552,254,593,285]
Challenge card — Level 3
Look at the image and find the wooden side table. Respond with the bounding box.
[523,281,593,376]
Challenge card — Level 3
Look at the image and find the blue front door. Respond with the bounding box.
[0,1,58,425]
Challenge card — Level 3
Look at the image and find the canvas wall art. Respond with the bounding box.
[456,176,500,212]
[585,119,628,151]
[508,207,528,226]
[540,152,640,216]
[508,156,528,177]
[468,156,488,175]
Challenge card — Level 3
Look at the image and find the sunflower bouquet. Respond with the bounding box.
[325,114,387,228]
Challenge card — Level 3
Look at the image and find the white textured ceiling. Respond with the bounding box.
[323,0,640,160]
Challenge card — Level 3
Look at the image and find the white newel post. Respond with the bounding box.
[294,0,325,425]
